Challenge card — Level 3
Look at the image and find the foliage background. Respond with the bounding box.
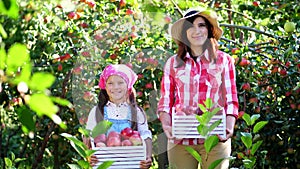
[0,0,299,168]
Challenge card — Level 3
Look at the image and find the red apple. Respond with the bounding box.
[96,142,106,147]
[121,139,133,146]
[242,83,251,91]
[132,130,140,137]
[109,54,117,60]
[58,64,63,71]
[126,9,134,15]
[164,16,172,24]
[279,69,287,76]
[129,134,142,146]
[253,1,260,6]
[68,12,76,19]
[107,131,120,139]
[231,48,239,54]
[239,58,250,67]
[120,0,126,7]
[94,134,106,143]
[106,136,121,147]
[120,127,133,139]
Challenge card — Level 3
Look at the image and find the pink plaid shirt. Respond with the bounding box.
[157,50,239,145]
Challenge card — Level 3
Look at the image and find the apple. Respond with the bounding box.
[121,139,133,146]
[132,130,140,137]
[58,64,63,71]
[94,134,106,143]
[96,142,106,147]
[242,83,251,91]
[253,1,260,6]
[164,16,172,24]
[68,12,76,19]
[126,9,134,15]
[106,137,121,147]
[284,22,295,33]
[120,127,133,139]
[279,69,287,76]
[231,48,239,54]
[120,0,126,7]
[107,131,120,140]
[239,58,250,67]
[109,54,117,60]
[129,134,142,146]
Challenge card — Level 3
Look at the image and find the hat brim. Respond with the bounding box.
[171,9,223,44]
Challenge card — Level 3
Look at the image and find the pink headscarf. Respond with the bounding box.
[98,64,138,91]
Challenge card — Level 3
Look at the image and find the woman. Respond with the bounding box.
[157,7,239,169]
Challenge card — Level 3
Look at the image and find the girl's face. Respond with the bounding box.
[105,75,128,104]
[186,17,208,50]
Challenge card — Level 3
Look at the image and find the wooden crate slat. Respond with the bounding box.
[96,156,145,161]
[172,111,226,138]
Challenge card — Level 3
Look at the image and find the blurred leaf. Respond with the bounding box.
[91,120,113,138]
[208,120,221,132]
[51,96,73,108]
[66,164,81,169]
[77,160,91,169]
[28,93,58,117]
[4,157,12,167]
[17,106,35,134]
[79,127,90,137]
[241,132,253,149]
[253,121,268,133]
[29,72,55,91]
[186,146,202,163]
[13,63,32,84]
[0,24,7,39]
[61,133,88,158]
[97,161,114,169]
[6,43,29,74]
[251,140,263,155]
[0,45,6,69]
[204,135,219,153]
[204,98,213,109]
[208,158,224,169]
[0,0,19,19]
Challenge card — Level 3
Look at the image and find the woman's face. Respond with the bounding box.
[186,17,208,50]
[105,75,128,104]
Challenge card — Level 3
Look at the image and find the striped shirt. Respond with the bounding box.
[157,50,239,145]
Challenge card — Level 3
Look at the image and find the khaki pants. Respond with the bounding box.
[167,139,231,169]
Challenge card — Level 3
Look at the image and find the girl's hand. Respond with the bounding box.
[162,124,174,139]
[88,155,98,166]
[82,136,91,149]
[140,157,152,169]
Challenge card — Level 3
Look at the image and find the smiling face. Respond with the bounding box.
[105,75,128,104]
[186,17,208,52]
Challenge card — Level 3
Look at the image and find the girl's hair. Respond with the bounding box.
[96,89,146,131]
[176,15,219,67]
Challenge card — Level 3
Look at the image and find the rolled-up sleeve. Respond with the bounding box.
[137,108,152,140]
[223,54,239,118]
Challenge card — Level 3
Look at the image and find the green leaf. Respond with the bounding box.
[208,158,224,169]
[241,132,252,149]
[77,160,91,169]
[0,24,7,39]
[17,106,35,133]
[251,140,263,155]
[97,161,114,169]
[4,157,12,167]
[198,103,207,113]
[253,121,268,133]
[51,96,73,108]
[197,124,209,136]
[13,63,32,84]
[61,133,88,158]
[91,120,113,138]
[250,114,260,126]
[29,72,55,91]
[28,93,58,117]
[66,164,82,169]
[242,113,251,126]
[0,45,6,69]
[204,135,219,153]
[185,146,202,163]
[6,43,29,74]
[14,158,26,163]
[204,98,213,109]
[79,127,91,137]
[208,120,222,132]
[0,0,19,19]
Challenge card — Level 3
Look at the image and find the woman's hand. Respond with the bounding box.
[140,157,152,169]
[162,124,174,139]
[88,155,98,166]
[159,112,174,139]
[219,115,236,142]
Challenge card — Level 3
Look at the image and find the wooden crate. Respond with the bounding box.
[172,112,226,138]
[91,139,146,169]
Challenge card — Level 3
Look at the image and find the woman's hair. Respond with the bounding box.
[96,89,146,131]
[176,15,219,67]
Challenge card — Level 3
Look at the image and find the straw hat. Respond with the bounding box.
[171,7,223,44]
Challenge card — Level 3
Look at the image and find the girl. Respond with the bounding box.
[157,7,239,169]
[84,64,152,169]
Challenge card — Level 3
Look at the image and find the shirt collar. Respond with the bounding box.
[106,100,129,107]
[186,49,210,62]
